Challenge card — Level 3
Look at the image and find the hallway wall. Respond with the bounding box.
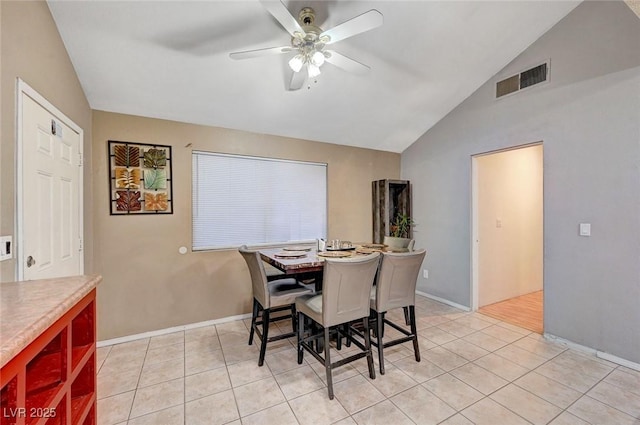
[476,145,543,307]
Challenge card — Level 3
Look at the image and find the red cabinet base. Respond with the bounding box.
[1,290,96,425]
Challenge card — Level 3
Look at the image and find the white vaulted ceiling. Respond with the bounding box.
[47,1,581,153]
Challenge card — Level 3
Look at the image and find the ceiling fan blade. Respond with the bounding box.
[260,0,306,38]
[288,70,306,91]
[229,46,293,60]
[320,10,383,44]
[324,50,371,75]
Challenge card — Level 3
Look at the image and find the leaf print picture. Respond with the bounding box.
[143,148,167,168]
[114,145,140,167]
[109,140,173,214]
[115,167,141,189]
[144,169,167,190]
[144,193,168,211]
[115,191,141,211]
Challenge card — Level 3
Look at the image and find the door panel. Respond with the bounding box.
[22,94,82,280]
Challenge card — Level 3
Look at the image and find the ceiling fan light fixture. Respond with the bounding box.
[307,63,321,78]
[311,50,325,67]
[289,55,304,72]
[229,4,383,90]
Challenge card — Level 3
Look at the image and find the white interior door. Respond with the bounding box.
[19,86,83,280]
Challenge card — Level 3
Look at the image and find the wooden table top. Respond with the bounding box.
[259,246,328,274]
[259,243,399,275]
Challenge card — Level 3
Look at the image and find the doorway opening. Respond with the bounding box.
[471,143,543,333]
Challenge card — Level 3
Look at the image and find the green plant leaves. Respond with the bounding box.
[391,213,415,238]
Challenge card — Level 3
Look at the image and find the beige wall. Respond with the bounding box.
[93,111,400,340]
[0,0,399,340]
[0,1,93,281]
[476,145,543,306]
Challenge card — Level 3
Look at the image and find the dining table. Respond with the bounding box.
[259,244,386,291]
[259,243,383,352]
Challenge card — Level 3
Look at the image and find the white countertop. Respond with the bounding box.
[0,275,102,368]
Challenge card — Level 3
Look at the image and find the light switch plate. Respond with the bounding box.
[579,223,591,237]
[0,236,12,261]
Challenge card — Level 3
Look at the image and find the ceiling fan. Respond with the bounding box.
[229,1,383,90]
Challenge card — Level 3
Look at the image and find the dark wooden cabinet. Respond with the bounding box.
[372,179,412,244]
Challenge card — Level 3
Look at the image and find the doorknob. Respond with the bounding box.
[26,256,36,267]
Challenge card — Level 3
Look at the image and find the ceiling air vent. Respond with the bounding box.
[496,61,549,98]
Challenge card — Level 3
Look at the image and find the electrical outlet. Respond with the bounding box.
[579,223,591,237]
[0,236,12,261]
[423,269,429,279]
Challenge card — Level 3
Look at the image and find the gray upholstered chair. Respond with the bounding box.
[296,253,381,399]
[238,245,313,366]
[370,249,426,374]
[264,262,287,281]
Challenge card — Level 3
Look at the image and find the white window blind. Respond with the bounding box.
[192,151,327,250]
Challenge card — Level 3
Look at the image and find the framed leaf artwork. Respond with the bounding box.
[108,140,173,214]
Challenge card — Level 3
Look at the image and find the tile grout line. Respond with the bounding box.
[95,296,638,425]
[560,366,635,424]
[223,323,245,423]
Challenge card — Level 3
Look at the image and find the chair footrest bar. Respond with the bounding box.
[342,326,368,352]
[332,351,369,368]
[383,318,413,336]
[382,335,414,349]
[300,341,326,364]
[255,314,292,326]
[253,325,295,343]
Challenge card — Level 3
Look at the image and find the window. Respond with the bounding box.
[192,151,327,250]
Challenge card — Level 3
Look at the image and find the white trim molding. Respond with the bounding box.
[416,290,471,312]
[97,313,252,347]
[544,333,640,371]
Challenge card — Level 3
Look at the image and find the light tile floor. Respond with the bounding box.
[96,296,640,425]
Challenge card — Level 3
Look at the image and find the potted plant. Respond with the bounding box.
[385,213,415,251]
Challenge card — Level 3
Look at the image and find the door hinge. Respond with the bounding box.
[51,119,63,138]
[78,152,83,167]
[79,238,83,251]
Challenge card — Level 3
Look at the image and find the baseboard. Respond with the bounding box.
[544,333,640,371]
[415,290,471,312]
[97,313,252,348]
[99,292,468,348]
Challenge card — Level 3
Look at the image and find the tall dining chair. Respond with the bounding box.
[370,249,426,374]
[295,253,381,400]
[384,236,416,326]
[238,246,314,366]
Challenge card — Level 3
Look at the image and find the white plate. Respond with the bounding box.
[361,244,386,249]
[317,251,351,258]
[282,246,312,251]
[274,251,308,258]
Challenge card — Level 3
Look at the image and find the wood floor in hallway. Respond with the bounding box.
[479,290,543,334]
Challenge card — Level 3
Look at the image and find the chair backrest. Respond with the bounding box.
[374,249,426,312]
[321,253,380,328]
[407,239,415,251]
[238,245,270,308]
